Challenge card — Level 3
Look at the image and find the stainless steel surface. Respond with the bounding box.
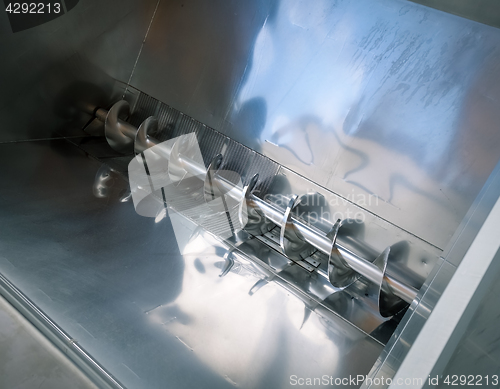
[0,294,97,389]
[2,0,500,386]
[363,160,500,388]
[97,99,422,312]
[362,259,457,389]
[441,161,500,267]
[389,188,500,388]
[129,0,500,253]
[0,139,384,388]
[0,272,123,389]
[0,0,159,142]
[436,260,500,388]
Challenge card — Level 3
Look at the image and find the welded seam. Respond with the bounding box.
[123,0,162,99]
[0,136,88,144]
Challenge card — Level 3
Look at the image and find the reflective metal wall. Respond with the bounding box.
[0,0,158,142]
[363,160,500,388]
[436,255,500,386]
[129,0,500,251]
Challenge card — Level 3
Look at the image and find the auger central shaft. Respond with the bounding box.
[247,197,418,303]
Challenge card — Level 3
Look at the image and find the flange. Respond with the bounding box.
[371,246,408,317]
[238,174,273,236]
[203,154,223,203]
[326,219,360,288]
[135,116,158,154]
[104,100,137,154]
[279,194,316,261]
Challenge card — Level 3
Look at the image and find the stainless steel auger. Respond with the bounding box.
[94,100,419,317]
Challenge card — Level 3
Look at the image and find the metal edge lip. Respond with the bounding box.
[388,192,500,388]
[0,272,125,389]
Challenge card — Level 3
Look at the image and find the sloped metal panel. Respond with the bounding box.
[0,139,384,388]
[130,0,500,251]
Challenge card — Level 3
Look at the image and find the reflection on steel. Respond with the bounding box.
[96,100,420,316]
[93,164,114,198]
